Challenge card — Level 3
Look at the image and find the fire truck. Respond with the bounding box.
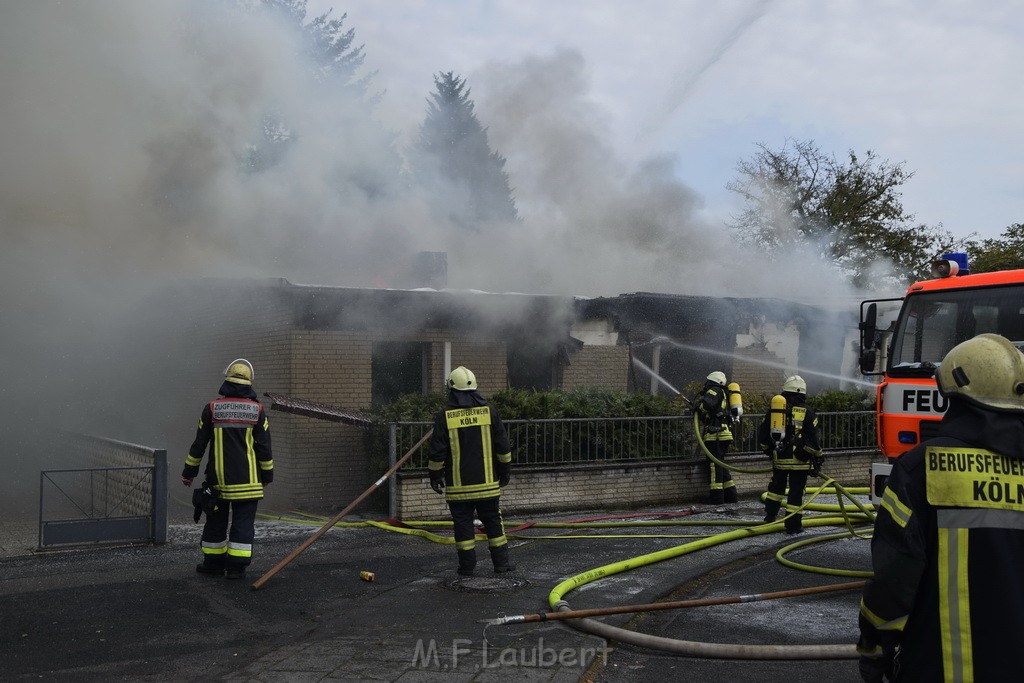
[859,253,1024,499]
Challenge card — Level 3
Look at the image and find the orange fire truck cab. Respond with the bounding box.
[860,254,1024,463]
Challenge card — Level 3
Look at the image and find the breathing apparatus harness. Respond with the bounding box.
[767,394,823,473]
[689,379,772,475]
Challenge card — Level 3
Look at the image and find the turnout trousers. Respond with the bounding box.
[706,440,737,504]
[764,468,809,533]
[200,499,259,571]
[448,497,511,573]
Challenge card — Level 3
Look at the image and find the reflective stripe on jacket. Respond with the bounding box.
[858,411,1024,682]
[757,397,822,471]
[183,396,273,501]
[428,400,511,502]
[697,385,733,442]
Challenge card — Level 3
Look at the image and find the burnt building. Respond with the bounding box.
[139,278,854,511]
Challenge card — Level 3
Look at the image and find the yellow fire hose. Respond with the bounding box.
[482,580,865,625]
[693,413,772,474]
[245,410,878,657]
[260,505,873,658]
[692,410,877,534]
[542,515,866,659]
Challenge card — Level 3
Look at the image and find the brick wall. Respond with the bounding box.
[422,338,508,391]
[561,345,630,390]
[254,330,513,511]
[450,340,507,391]
[731,345,788,395]
[394,450,884,519]
[265,414,370,511]
[287,330,373,406]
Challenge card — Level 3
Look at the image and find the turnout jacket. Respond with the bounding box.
[757,393,822,471]
[428,390,512,502]
[858,400,1024,682]
[696,382,734,442]
[183,381,273,501]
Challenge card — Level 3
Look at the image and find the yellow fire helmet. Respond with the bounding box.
[936,333,1024,412]
[447,366,477,391]
[224,359,254,385]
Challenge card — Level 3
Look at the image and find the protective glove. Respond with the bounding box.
[499,474,510,487]
[858,653,892,683]
[857,639,894,683]
[812,456,824,474]
[429,471,445,495]
[191,483,219,523]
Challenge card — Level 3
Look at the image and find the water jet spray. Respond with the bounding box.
[650,337,876,389]
[631,357,681,395]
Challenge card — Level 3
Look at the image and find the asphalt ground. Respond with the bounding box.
[0,498,872,682]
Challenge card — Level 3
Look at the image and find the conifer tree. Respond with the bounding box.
[411,72,518,229]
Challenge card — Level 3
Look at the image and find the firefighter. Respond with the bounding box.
[428,366,514,576]
[758,375,822,534]
[181,359,273,580]
[857,334,1024,682]
[695,371,742,504]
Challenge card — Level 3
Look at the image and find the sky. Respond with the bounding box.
[316,0,1024,243]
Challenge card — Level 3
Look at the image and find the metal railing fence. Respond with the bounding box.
[388,410,877,469]
[39,434,167,549]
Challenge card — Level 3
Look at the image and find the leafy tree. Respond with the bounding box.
[410,72,518,229]
[728,138,958,289]
[966,223,1024,273]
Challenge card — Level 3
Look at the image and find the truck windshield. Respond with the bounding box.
[888,285,1024,377]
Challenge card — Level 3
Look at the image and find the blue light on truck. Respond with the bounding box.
[931,253,970,278]
[898,431,918,445]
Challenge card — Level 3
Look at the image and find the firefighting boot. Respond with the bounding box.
[707,489,724,505]
[785,513,804,535]
[196,557,225,576]
[724,485,738,504]
[224,565,246,580]
[763,499,781,523]
[457,549,477,577]
[489,545,515,574]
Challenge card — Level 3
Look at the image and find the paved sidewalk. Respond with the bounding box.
[1,501,869,681]
[0,521,37,559]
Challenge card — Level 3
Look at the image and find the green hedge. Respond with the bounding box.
[367,387,684,423]
[364,388,873,474]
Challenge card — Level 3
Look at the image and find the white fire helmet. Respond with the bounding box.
[706,371,727,386]
[448,366,477,391]
[782,375,806,395]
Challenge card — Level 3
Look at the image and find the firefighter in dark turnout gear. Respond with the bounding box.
[758,375,822,534]
[428,366,514,576]
[182,359,273,579]
[857,334,1024,682]
[695,371,742,504]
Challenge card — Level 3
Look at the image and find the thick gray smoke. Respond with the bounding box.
[0,2,876,516]
[469,49,863,298]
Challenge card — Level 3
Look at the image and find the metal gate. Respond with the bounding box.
[38,439,167,549]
